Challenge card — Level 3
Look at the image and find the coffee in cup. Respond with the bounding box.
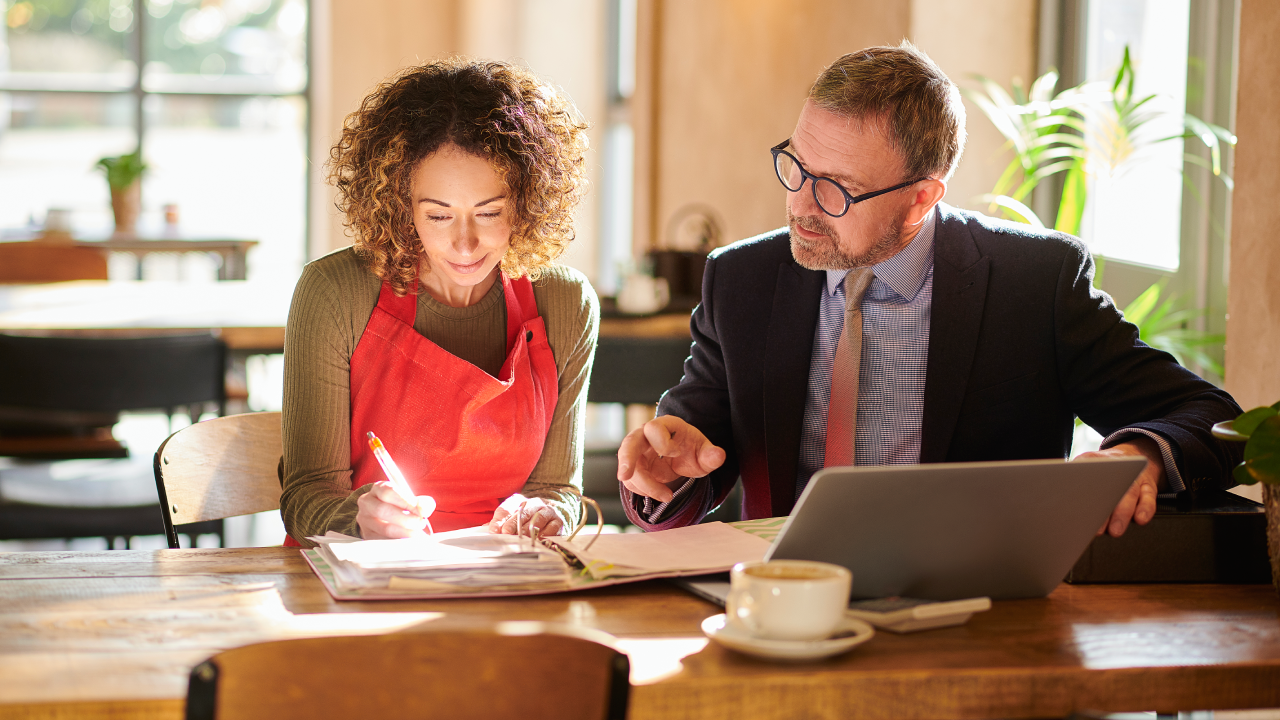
[725,560,852,642]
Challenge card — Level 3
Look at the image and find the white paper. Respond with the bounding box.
[550,522,770,573]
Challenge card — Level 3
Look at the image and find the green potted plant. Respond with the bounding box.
[96,149,147,235]
[1213,404,1280,594]
[966,48,1233,374]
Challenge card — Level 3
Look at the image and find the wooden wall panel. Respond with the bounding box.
[313,0,460,257]
[910,0,1038,214]
[644,0,910,250]
[1225,0,1280,409]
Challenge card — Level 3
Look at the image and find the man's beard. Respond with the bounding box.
[788,207,907,270]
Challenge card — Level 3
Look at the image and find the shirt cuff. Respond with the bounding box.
[1101,427,1185,494]
[638,476,703,523]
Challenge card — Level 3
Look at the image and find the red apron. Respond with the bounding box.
[284,274,559,546]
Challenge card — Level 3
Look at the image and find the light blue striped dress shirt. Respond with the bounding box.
[796,210,937,497]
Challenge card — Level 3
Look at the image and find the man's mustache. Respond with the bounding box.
[788,211,836,238]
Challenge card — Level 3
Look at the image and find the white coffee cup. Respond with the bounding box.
[44,208,73,233]
[725,560,852,642]
[616,273,670,315]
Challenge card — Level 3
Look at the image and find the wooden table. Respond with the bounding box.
[2,548,1278,720]
[0,282,693,354]
[0,281,292,352]
[0,233,259,281]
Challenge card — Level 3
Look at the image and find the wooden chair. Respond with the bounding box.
[185,625,630,720]
[0,241,109,283]
[154,412,282,549]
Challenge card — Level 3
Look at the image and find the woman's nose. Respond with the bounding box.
[451,219,481,256]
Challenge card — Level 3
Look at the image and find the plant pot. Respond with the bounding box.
[1267,484,1280,596]
[110,181,141,235]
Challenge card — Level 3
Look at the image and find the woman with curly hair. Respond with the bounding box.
[279,59,597,546]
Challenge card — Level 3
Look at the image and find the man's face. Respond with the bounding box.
[786,100,917,270]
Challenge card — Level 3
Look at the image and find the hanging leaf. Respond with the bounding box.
[1122,282,1162,327]
[1235,406,1280,437]
[1055,161,1086,235]
[1234,415,1280,485]
[980,194,1045,227]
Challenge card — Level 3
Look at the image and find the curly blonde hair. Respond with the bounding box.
[327,58,590,295]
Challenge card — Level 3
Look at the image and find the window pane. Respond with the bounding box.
[0,91,135,230]
[141,0,306,94]
[0,0,136,90]
[1081,0,1190,270]
[143,93,305,283]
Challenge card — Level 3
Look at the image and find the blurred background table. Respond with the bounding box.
[0,231,258,282]
[0,280,289,352]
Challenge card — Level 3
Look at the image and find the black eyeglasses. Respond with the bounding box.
[771,140,926,218]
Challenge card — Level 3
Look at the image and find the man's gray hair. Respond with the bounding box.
[809,41,966,181]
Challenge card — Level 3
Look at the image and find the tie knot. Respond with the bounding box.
[842,267,875,311]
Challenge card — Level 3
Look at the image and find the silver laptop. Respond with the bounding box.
[674,457,1146,603]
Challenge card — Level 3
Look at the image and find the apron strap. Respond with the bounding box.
[376,279,418,327]
[501,274,540,352]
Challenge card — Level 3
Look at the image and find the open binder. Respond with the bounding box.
[301,513,784,601]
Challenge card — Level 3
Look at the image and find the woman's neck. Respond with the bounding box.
[419,264,501,308]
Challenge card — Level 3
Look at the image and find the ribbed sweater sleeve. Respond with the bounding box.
[279,248,598,546]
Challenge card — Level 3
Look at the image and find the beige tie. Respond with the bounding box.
[824,267,874,468]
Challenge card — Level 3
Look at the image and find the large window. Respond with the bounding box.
[1079,0,1191,271]
[1047,0,1235,369]
[0,0,309,284]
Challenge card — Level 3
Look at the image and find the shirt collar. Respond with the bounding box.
[824,206,937,301]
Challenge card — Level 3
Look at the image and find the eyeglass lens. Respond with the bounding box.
[774,151,848,216]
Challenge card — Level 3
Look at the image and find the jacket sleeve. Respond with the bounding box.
[621,252,742,530]
[1052,239,1243,489]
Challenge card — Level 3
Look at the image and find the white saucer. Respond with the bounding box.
[701,613,876,661]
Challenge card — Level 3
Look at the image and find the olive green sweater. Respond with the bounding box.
[280,248,599,546]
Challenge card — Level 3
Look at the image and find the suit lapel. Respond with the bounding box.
[920,205,990,462]
[764,256,824,517]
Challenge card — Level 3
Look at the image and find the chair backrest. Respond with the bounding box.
[0,332,225,414]
[185,624,630,720]
[155,412,282,548]
[0,242,109,283]
[587,336,691,405]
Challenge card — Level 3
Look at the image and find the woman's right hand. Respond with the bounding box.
[356,481,433,539]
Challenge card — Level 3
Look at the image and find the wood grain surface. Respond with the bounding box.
[156,412,283,527]
[2,548,1278,720]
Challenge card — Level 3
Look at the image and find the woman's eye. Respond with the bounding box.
[477,211,502,219]
[426,214,451,222]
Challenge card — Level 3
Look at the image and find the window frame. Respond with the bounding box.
[0,0,313,272]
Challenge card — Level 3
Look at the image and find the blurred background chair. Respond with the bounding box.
[0,332,227,548]
[154,412,282,549]
[583,335,741,526]
[0,242,109,283]
[185,625,630,720]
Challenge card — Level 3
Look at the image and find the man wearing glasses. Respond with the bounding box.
[617,42,1242,535]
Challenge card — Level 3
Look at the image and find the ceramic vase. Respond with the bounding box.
[111,181,141,235]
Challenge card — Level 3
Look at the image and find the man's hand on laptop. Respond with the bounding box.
[1075,437,1166,538]
[617,415,726,502]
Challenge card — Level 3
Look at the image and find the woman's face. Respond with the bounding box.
[410,144,512,307]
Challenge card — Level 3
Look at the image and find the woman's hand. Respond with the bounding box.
[356,481,435,540]
[488,494,565,537]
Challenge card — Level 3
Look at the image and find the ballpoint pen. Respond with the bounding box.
[366,431,434,535]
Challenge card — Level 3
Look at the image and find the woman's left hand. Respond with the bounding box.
[488,494,564,537]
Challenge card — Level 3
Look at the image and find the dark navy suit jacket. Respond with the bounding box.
[623,203,1243,530]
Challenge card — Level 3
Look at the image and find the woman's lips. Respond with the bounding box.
[448,256,486,274]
